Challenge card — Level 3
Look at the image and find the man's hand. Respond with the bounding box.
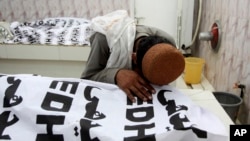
[115,69,156,102]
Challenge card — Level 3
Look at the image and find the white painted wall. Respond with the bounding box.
[132,0,194,48]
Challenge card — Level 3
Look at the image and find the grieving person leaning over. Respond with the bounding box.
[81,24,185,103]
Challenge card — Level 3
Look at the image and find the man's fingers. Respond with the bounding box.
[124,86,153,102]
[124,89,136,103]
[116,69,155,102]
[130,86,147,101]
[137,85,152,100]
[138,77,156,94]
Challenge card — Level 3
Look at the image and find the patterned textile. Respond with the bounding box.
[5,17,94,46]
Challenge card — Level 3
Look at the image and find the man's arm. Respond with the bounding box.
[81,32,155,103]
[81,32,119,84]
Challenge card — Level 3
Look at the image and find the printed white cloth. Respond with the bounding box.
[6,17,94,46]
[91,10,136,69]
[0,74,228,141]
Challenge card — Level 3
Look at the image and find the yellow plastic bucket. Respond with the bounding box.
[184,57,205,84]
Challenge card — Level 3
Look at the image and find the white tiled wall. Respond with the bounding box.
[194,0,250,124]
[0,0,131,22]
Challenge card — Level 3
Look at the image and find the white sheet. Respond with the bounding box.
[0,73,228,141]
[5,17,94,46]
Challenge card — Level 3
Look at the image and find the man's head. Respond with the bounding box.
[132,36,185,85]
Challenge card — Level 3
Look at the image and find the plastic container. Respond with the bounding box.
[213,92,243,122]
[184,57,205,84]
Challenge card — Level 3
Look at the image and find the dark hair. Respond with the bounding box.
[136,36,176,70]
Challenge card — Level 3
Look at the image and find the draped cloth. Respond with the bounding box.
[91,10,136,69]
[0,73,228,141]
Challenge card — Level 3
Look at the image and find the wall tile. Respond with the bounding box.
[221,0,228,16]
[238,0,249,19]
[228,0,238,17]
[0,0,131,22]
[198,0,250,124]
